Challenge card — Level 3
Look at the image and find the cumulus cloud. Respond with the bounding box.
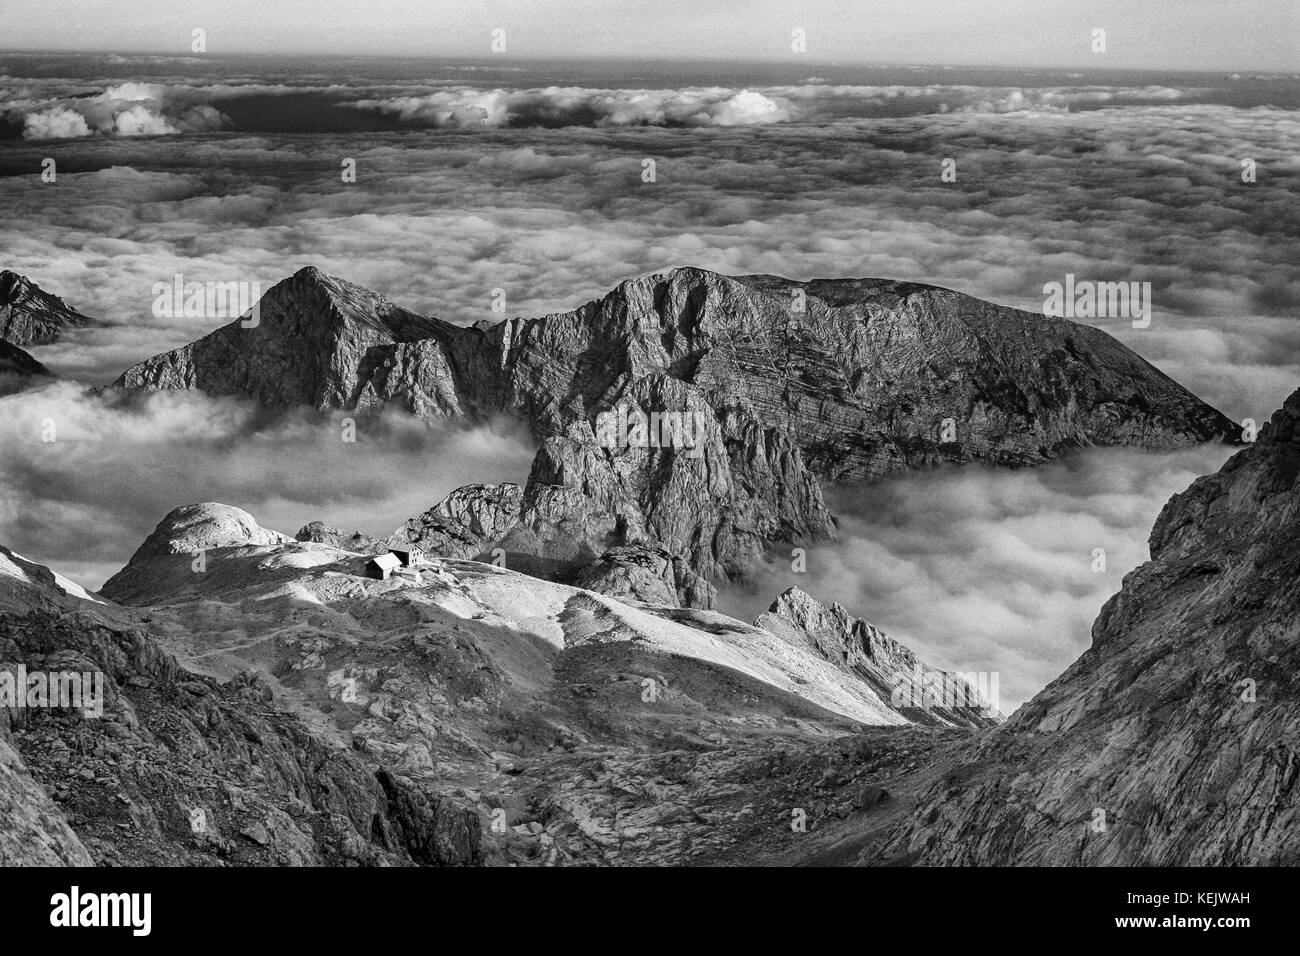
[21,106,91,139]
[14,81,229,140]
[351,86,793,128]
[0,382,536,591]
[5,77,1205,140]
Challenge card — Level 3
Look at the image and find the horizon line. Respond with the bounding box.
[1,48,1294,76]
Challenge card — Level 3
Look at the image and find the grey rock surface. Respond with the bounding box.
[860,387,1300,865]
[0,270,95,347]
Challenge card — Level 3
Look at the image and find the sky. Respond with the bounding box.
[1,0,1296,71]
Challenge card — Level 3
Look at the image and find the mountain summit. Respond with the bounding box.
[0,270,95,347]
[112,266,1238,600]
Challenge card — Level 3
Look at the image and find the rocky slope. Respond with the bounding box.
[0,339,52,395]
[0,270,95,346]
[1,544,482,867]
[0,499,1005,866]
[114,266,1237,461]
[827,386,1300,865]
[111,267,1236,603]
[102,503,995,731]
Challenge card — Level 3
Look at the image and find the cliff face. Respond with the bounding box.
[113,268,463,410]
[0,340,52,395]
[116,266,1236,462]
[865,387,1300,865]
[0,270,95,347]
[113,266,1237,602]
[487,269,1235,476]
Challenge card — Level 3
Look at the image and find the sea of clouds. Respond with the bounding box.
[0,61,1295,709]
[717,444,1237,712]
[2,74,1209,139]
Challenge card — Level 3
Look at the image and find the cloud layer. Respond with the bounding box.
[718,444,1238,713]
[0,382,536,591]
[0,58,1294,707]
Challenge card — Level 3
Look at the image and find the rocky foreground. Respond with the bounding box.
[2,499,994,867]
[113,266,1237,603]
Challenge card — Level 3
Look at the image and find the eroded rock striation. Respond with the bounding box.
[758,589,999,730]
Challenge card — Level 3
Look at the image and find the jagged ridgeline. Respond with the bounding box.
[0,269,97,347]
[111,266,1237,604]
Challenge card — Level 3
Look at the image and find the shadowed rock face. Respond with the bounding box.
[0,340,52,395]
[0,735,92,865]
[863,387,1300,866]
[0,270,95,347]
[1,546,482,867]
[112,266,1237,602]
[112,268,462,410]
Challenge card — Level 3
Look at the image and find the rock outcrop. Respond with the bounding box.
[570,545,682,607]
[1,546,481,867]
[99,499,986,730]
[862,386,1300,865]
[758,589,999,729]
[100,503,293,605]
[0,736,93,865]
[112,267,1237,602]
[0,339,52,395]
[0,270,95,346]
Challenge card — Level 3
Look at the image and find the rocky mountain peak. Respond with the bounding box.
[0,270,32,301]
[125,502,290,560]
[0,269,94,347]
[757,587,1000,727]
[107,267,1240,605]
[0,340,52,395]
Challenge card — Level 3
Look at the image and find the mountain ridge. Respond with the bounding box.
[0,269,96,347]
[107,265,1239,605]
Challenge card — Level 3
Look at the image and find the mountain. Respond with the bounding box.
[0,270,95,347]
[0,500,1001,865]
[0,339,52,395]
[101,502,997,731]
[1,540,478,867]
[113,266,1238,602]
[759,386,1300,866]
[113,265,1238,457]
